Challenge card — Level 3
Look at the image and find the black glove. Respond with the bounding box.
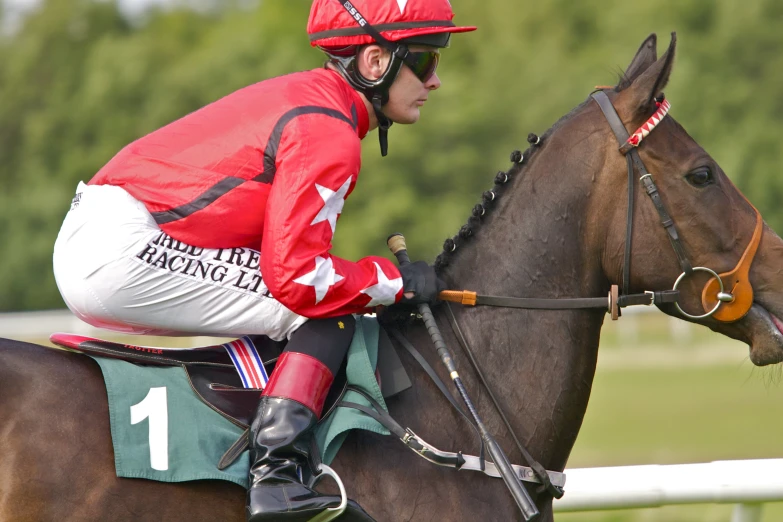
[399,261,446,305]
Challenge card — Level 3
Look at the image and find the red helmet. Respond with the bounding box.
[308,0,476,49]
[309,0,475,156]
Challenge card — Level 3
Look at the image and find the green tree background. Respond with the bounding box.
[1,0,781,311]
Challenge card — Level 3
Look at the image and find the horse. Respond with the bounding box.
[3,33,783,522]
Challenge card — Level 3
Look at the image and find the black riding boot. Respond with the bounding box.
[246,351,342,522]
[246,397,344,521]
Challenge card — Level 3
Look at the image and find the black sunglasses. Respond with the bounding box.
[402,50,440,83]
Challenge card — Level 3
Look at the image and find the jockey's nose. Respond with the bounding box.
[425,72,441,91]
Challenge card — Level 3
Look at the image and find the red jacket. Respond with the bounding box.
[90,68,403,318]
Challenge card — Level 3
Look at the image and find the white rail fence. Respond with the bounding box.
[554,459,783,521]
[2,310,781,520]
[0,308,103,339]
[0,309,218,346]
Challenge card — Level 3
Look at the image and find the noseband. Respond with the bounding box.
[591,90,763,322]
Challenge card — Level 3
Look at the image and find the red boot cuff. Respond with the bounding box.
[262,352,334,417]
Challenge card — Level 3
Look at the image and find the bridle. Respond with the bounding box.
[590,89,763,322]
[441,90,764,322]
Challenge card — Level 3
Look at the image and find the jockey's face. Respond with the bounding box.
[357,44,442,125]
[385,45,441,124]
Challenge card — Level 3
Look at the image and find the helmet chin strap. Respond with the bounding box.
[327,0,414,156]
[372,93,392,157]
[328,49,405,156]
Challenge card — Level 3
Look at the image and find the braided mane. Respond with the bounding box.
[433,133,542,274]
[433,97,600,274]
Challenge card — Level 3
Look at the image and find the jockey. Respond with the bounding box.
[52,0,474,520]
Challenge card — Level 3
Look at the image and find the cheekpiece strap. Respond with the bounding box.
[591,90,693,284]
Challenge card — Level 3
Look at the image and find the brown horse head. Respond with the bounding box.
[591,33,783,365]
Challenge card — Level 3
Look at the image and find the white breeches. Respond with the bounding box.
[53,182,307,340]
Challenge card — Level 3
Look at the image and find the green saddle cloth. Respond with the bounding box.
[91,315,389,487]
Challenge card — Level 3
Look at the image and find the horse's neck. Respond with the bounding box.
[433,138,607,471]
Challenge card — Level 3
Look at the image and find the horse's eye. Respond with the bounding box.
[685,168,713,187]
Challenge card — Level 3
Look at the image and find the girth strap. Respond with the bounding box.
[338,386,566,489]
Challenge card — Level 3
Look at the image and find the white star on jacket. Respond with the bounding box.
[311,176,352,235]
[360,262,403,307]
[293,256,344,304]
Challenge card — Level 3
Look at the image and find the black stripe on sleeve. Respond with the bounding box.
[254,105,356,184]
[151,176,246,225]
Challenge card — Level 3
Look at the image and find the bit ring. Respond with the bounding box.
[673,267,724,320]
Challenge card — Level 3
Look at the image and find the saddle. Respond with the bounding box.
[49,330,412,430]
[49,327,566,504]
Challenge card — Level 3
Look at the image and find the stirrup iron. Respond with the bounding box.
[307,464,348,522]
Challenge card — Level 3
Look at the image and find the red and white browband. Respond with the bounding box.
[624,99,671,150]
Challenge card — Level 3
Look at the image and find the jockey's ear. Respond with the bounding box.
[617,32,676,118]
[357,44,391,82]
[617,34,658,90]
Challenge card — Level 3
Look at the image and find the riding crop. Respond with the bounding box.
[387,233,540,521]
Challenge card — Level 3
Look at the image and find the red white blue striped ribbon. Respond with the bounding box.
[223,336,269,389]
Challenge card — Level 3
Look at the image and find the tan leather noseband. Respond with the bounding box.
[701,207,763,322]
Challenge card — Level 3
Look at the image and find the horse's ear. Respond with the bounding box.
[617,34,658,90]
[618,32,677,115]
